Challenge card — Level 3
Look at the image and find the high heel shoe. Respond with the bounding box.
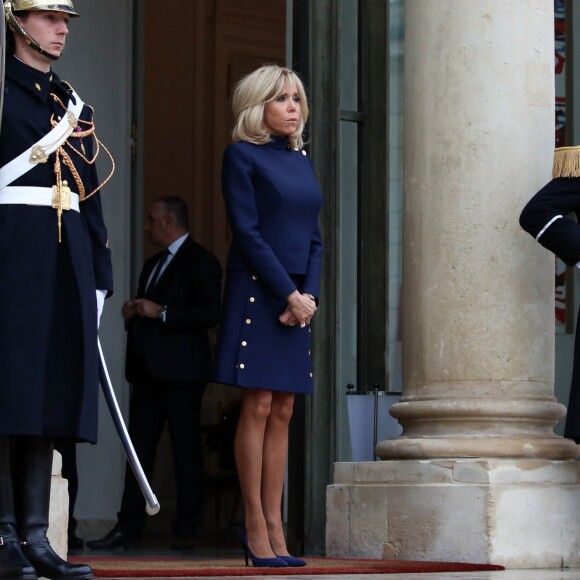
[237,528,287,568]
[276,554,307,567]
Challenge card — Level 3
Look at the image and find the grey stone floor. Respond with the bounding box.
[73,570,580,579]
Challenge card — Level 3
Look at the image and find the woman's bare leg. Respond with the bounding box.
[261,391,295,556]
[234,388,276,558]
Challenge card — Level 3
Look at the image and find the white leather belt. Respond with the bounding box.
[0,187,80,212]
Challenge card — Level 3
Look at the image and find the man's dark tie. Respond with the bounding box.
[150,248,170,288]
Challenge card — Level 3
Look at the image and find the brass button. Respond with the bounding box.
[302,150,307,156]
[245,319,251,325]
[35,83,41,91]
[242,341,247,347]
[309,372,313,378]
[252,275,258,280]
[249,297,255,303]
[240,364,245,369]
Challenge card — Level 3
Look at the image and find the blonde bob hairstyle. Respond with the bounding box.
[231,65,309,150]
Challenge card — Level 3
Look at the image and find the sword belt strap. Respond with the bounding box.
[0,186,80,212]
[0,89,84,190]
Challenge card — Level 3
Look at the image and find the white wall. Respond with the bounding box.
[57,0,134,524]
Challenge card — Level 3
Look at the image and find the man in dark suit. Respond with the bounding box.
[87,196,222,551]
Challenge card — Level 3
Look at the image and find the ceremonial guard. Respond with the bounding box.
[0,1,114,579]
[520,147,580,445]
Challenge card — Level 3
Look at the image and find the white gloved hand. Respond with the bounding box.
[96,289,106,329]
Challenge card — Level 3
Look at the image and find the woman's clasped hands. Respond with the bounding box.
[279,290,317,328]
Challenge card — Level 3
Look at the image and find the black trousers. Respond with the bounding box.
[564,308,580,443]
[117,376,206,538]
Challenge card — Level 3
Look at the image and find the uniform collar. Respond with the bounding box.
[6,55,71,104]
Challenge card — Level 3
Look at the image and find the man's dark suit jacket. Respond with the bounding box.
[126,236,222,384]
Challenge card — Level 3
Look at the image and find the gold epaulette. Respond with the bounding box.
[552,146,580,178]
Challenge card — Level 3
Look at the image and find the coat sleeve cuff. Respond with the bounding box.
[93,246,114,296]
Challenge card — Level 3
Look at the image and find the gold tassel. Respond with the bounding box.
[552,146,580,178]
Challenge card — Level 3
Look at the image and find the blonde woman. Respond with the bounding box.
[213,65,323,568]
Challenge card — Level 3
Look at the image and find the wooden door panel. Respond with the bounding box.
[212,1,286,262]
[142,0,285,266]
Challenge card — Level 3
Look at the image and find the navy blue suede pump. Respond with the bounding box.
[276,554,307,567]
[237,528,287,568]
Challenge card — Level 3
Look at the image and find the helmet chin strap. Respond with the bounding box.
[4,1,62,60]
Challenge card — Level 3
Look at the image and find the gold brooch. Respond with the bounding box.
[29,145,48,164]
[66,111,78,129]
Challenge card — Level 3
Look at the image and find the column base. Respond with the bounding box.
[326,459,580,568]
[376,435,579,461]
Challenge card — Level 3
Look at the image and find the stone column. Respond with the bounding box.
[327,1,580,568]
[377,0,576,463]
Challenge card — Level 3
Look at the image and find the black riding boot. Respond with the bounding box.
[14,437,93,580]
[0,437,37,580]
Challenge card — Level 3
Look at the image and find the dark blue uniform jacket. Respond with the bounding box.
[520,177,580,441]
[0,56,113,443]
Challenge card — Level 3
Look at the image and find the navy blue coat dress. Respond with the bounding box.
[213,135,323,394]
[0,56,113,443]
[520,177,580,442]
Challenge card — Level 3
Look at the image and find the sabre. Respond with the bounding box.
[97,338,160,515]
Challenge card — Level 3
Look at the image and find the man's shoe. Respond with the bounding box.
[68,534,84,550]
[86,526,138,551]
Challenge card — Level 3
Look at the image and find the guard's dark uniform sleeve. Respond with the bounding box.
[520,177,580,266]
[77,104,113,295]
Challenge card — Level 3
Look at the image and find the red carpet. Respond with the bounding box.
[69,555,505,577]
